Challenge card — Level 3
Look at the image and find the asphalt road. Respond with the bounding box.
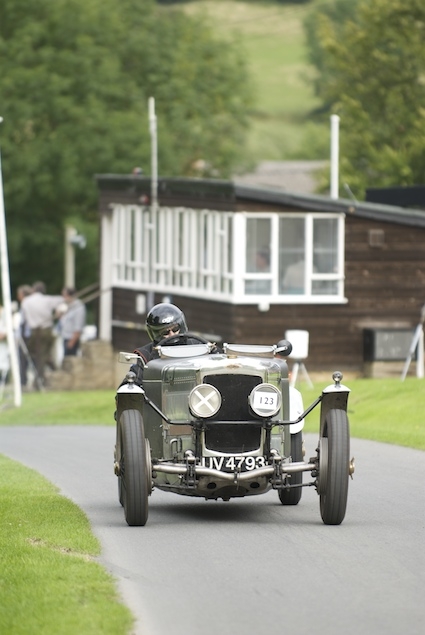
[1,427,424,635]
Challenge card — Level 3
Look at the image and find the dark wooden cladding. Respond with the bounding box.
[114,326,143,353]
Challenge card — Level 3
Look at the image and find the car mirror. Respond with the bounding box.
[118,351,143,364]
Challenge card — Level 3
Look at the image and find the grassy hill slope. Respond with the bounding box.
[180,0,328,163]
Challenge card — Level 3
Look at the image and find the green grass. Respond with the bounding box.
[0,390,113,425]
[0,456,133,635]
[181,0,328,161]
[298,377,425,451]
[0,393,126,634]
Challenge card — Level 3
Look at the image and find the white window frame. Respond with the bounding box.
[232,212,346,304]
[109,204,346,304]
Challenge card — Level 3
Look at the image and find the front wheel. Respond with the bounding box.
[278,431,303,505]
[318,408,350,525]
[120,409,150,526]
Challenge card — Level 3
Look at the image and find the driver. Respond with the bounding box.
[123,302,218,386]
[136,302,190,365]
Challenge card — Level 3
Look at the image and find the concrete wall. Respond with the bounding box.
[48,340,124,391]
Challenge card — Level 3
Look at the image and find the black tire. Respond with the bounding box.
[118,476,124,507]
[319,408,350,525]
[278,431,303,505]
[120,409,149,526]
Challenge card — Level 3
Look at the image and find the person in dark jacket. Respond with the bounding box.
[123,302,218,387]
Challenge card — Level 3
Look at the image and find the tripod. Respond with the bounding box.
[400,304,425,381]
[290,359,313,388]
[285,329,314,388]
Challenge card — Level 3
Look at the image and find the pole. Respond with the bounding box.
[64,225,76,288]
[148,97,158,296]
[330,114,340,199]
[148,97,158,214]
[417,329,424,379]
[0,117,22,406]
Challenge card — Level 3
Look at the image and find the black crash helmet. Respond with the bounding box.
[146,303,188,343]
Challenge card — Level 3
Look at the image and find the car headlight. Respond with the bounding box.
[249,383,281,418]
[189,384,221,418]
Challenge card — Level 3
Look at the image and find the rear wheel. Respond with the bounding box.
[278,431,303,505]
[318,409,350,525]
[120,409,149,526]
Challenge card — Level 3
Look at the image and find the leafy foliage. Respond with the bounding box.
[304,0,360,101]
[304,0,425,198]
[0,0,252,291]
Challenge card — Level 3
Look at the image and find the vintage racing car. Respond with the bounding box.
[114,336,354,527]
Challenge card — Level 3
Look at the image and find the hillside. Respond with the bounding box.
[180,0,328,165]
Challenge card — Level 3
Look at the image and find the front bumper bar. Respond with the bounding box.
[152,460,316,483]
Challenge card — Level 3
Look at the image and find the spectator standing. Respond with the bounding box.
[59,287,86,357]
[20,281,63,388]
[15,284,33,387]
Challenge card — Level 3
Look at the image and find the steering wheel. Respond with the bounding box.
[156,332,211,347]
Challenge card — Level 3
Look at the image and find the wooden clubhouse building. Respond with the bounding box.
[96,175,425,376]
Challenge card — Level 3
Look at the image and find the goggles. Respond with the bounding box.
[160,324,180,337]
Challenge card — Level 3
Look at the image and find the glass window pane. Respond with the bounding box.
[313,218,338,273]
[279,218,305,293]
[245,218,271,294]
[312,280,338,295]
[245,280,272,295]
[246,218,271,273]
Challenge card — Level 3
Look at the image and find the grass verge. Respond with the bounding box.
[0,455,133,635]
[0,390,113,426]
[299,377,425,451]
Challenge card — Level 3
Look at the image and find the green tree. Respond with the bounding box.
[0,0,252,292]
[304,0,359,102]
[306,0,425,198]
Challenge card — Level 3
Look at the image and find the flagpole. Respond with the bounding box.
[0,117,22,406]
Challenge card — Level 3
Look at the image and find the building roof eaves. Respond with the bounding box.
[234,183,425,228]
[95,175,425,228]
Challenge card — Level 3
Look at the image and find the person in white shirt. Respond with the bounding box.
[21,281,63,388]
[15,284,33,387]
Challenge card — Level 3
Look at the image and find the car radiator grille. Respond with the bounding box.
[203,374,263,453]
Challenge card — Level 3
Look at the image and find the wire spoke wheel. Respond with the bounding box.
[318,408,350,525]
